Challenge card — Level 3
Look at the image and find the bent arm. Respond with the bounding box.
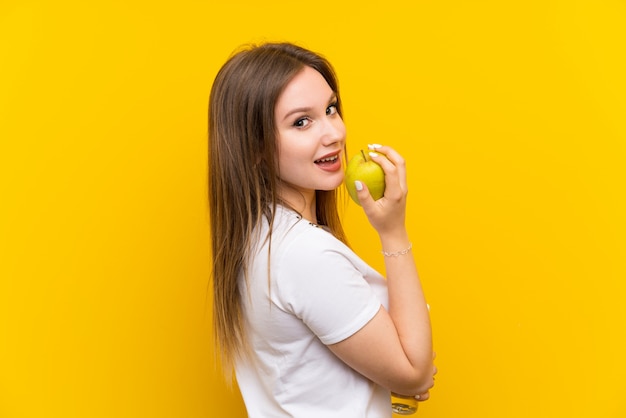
[329,145,434,395]
[328,229,433,395]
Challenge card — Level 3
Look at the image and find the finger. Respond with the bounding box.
[366,152,401,195]
[367,149,407,195]
[368,144,407,187]
[353,180,375,208]
[415,391,430,402]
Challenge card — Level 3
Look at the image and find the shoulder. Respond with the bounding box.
[267,206,374,284]
[272,222,368,296]
[270,206,348,257]
[277,222,350,266]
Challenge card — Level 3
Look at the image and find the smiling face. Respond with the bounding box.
[274,66,347,212]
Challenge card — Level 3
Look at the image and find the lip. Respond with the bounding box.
[314,151,342,172]
[314,151,341,162]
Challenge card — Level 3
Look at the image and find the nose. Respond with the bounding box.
[321,115,346,146]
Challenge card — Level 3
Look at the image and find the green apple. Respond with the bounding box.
[344,150,385,205]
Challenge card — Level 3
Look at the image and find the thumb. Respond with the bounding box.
[354,180,375,207]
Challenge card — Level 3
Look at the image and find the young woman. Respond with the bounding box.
[208,42,435,417]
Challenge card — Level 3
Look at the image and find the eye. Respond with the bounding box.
[294,117,312,128]
[326,103,338,116]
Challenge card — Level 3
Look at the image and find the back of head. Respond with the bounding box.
[208,42,343,242]
[209,43,341,214]
[207,42,345,373]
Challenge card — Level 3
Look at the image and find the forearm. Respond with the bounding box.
[349,144,435,394]
[380,229,433,388]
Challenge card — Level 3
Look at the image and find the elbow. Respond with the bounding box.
[390,363,435,396]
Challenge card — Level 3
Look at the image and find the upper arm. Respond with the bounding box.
[276,241,382,346]
[327,306,434,395]
[276,233,433,395]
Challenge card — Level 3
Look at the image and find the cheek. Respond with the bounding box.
[335,118,347,138]
[276,143,303,175]
[280,137,311,162]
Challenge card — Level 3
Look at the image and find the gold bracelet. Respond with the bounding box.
[381,242,413,257]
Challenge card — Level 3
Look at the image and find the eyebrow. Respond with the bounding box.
[281,93,338,122]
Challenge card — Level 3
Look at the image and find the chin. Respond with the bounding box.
[318,179,344,192]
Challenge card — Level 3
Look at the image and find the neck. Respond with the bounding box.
[278,185,317,224]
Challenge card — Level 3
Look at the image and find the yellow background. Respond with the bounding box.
[1,1,624,417]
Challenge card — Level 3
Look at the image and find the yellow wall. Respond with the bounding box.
[1,1,624,417]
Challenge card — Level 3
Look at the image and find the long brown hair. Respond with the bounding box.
[208,42,348,375]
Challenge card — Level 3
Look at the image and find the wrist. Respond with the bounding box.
[381,242,413,257]
[379,230,411,254]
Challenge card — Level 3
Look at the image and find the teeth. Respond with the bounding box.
[316,155,338,163]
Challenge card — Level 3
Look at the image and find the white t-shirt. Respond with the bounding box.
[235,205,391,417]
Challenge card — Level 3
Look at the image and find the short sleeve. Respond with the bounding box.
[274,233,382,345]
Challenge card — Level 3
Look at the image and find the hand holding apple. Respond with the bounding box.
[344,149,386,206]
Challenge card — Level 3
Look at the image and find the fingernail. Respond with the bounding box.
[369,152,379,158]
[368,143,382,150]
[415,394,421,400]
[354,180,363,191]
